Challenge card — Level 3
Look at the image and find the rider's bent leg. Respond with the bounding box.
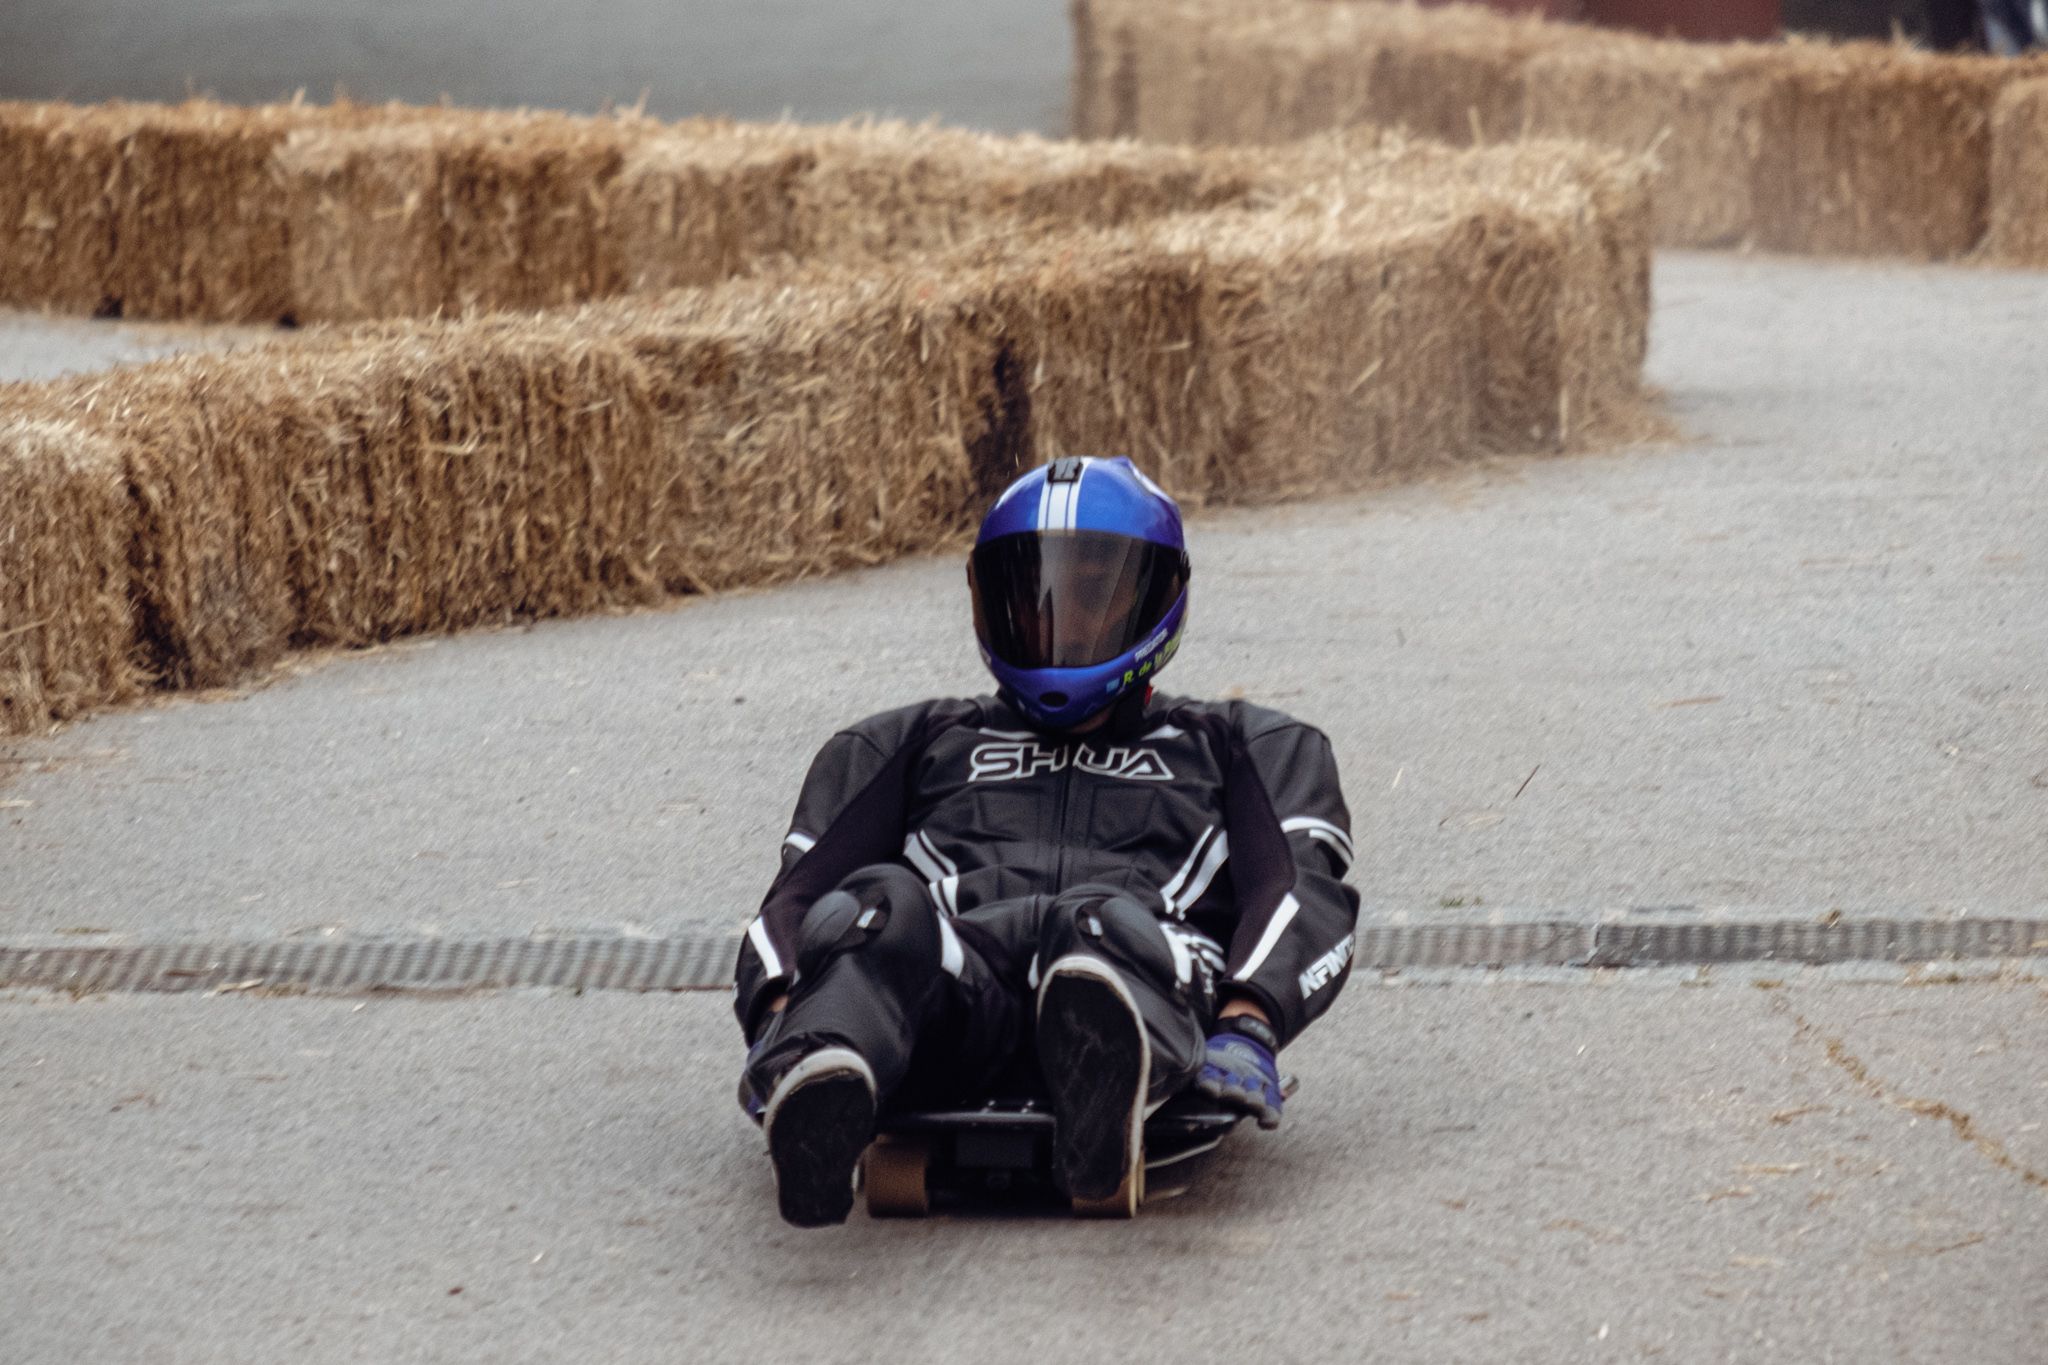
[744,863,964,1104]
[1035,885,1210,1105]
[1033,885,1212,1199]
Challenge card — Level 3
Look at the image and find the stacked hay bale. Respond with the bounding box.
[562,275,1009,592]
[0,102,137,315]
[1220,133,1656,455]
[786,124,1250,261]
[1075,0,1577,146]
[14,329,669,696]
[0,99,424,321]
[0,133,1652,732]
[1987,79,2048,265]
[1523,40,1787,248]
[603,127,819,295]
[289,116,1253,320]
[276,110,666,322]
[0,414,138,731]
[1750,41,2012,258]
[1075,0,2047,260]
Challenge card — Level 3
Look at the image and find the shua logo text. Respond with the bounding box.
[969,742,1175,783]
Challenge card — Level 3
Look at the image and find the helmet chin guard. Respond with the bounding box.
[969,457,1189,731]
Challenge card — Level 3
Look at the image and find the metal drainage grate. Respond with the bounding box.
[0,919,2041,996]
[0,933,741,996]
[1583,917,2048,968]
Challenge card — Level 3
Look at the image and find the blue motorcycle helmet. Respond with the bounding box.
[968,456,1190,731]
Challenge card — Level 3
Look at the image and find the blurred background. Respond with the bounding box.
[0,0,1079,133]
[1,0,2033,138]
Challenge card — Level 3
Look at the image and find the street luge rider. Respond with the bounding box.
[735,456,1360,1226]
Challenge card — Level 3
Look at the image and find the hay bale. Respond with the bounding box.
[1548,151,1657,441]
[41,359,299,686]
[607,126,816,295]
[1985,78,2048,266]
[1749,42,2015,258]
[437,112,659,315]
[1525,40,1787,248]
[611,119,1251,297]
[276,110,659,322]
[0,413,139,734]
[793,123,1249,257]
[1135,205,1498,499]
[1085,0,2045,259]
[109,101,343,322]
[275,123,452,322]
[270,326,670,639]
[0,102,152,315]
[1401,138,1655,442]
[1076,0,1381,146]
[20,319,668,688]
[0,119,1656,726]
[1205,131,1653,448]
[0,99,416,322]
[973,240,1217,496]
[1343,1,1572,146]
[1070,0,1114,139]
[1081,0,1575,147]
[560,276,1004,592]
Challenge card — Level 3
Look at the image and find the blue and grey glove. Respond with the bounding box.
[1196,1014,1284,1130]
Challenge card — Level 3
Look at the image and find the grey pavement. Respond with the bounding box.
[2,252,2043,942]
[4,247,2047,1364]
[0,0,1077,135]
[3,979,2043,1363]
[0,310,272,386]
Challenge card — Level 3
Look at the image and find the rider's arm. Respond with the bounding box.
[1214,711,1361,1047]
[732,701,957,1040]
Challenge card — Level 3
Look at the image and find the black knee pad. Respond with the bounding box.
[793,890,872,977]
[794,865,939,979]
[1039,888,1176,984]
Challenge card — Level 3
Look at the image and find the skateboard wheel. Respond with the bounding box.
[1070,1161,1143,1219]
[863,1137,931,1218]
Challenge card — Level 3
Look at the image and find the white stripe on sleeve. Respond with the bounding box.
[917,831,959,877]
[1158,826,1217,911]
[1232,893,1301,981]
[936,914,966,978]
[782,831,817,855]
[1280,816,1356,869]
[1170,832,1230,915]
[746,917,784,979]
[903,832,946,881]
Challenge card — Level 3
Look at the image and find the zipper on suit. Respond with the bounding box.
[1049,740,1075,891]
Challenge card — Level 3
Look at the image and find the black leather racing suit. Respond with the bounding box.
[735,691,1360,1108]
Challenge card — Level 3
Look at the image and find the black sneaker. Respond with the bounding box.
[1036,955,1150,1201]
[762,1048,878,1228]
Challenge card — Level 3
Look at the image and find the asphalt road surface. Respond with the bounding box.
[0,0,1077,134]
[2,253,2045,1359]
[1,254,2042,941]
[3,981,2044,1363]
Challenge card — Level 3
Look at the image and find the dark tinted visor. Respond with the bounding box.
[972,531,1188,670]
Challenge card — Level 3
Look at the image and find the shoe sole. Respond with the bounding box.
[1036,956,1149,1202]
[763,1048,877,1228]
